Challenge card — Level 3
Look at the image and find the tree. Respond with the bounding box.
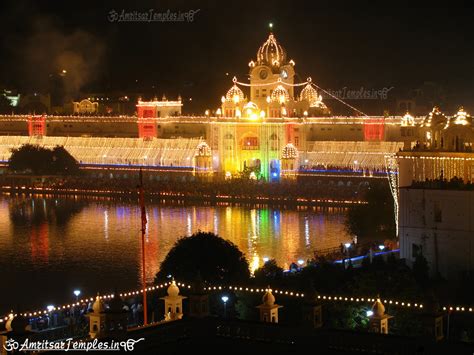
[155,232,250,284]
[345,183,396,240]
[253,259,284,282]
[8,144,79,175]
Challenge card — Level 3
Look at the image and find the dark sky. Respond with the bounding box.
[0,0,473,114]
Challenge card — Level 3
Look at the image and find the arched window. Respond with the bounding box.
[242,136,259,150]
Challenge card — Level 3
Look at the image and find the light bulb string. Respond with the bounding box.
[234,80,309,88]
[310,82,368,117]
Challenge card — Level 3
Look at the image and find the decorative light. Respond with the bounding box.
[401,112,415,126]
[366,310,374,317]
[271,85,289,103]
[378,245,385,251]
[453,107,470,126]
[47,305,55,312]
[235,109,241,118]
[221,96,225,104]
[205,110,210,116]
[344,243,351,249]
[216,108,222,116]
[281,107,287,116]
[297,259,304,266]
[263,257,269,263]
[260,110,265,118]
[303,111,308,117]
[266,96,271,104]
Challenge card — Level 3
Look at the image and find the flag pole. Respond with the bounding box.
[138,168,148,325]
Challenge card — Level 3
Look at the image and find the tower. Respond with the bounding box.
[160,281,187,321]
[256,288,282,323]
[87,294,107,339]
[369,297,393,334]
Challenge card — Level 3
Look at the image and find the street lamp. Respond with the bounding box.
[366,310,374,317]
[221,296,229,318]
[73,290,81,302]
[47,305,55,312]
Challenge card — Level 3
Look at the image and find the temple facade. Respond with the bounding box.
[1,33,473,181]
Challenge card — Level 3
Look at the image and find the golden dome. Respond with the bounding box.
[225,84,245,103]
[282,143,298,159]
[262,289,276,306]
[167,281,180,297]
[300,84,325,108]
[257,33,287,66]
[452,107,471,126]
[422,107,447,128]
[371,297,385,317]
[271,85,289,103]
[92,294,105,313]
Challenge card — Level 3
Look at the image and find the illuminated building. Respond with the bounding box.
[0,33,471,181]
[395,107,474,279]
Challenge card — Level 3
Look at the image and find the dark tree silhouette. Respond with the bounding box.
[345,183,395,240]
[155,232,250,284]
[254,259,284,282]
[9,144,79,175]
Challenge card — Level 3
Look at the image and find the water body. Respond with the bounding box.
[0,195,349,314]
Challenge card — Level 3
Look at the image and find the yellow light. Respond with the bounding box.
[205,110,210,116]
[216,108,222,115]
[279,95,285,104]
[266,96,271,104]
[246,108,252,116]
[260,110,265,118]
[281,107,287,116]
[303,111,308,117]
[235,108,241,118]
[233,95,240,104]
[221,96,225,103]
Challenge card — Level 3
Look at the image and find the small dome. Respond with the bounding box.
[271,85,289,103]
[422,107,447,128]
[371,297,385,317]
[225,84,245,103]
[262,289,275,306]
[196,142,211,157]
[92,294,105,313]
[452,107,471,126]
[257,34,287,66]
[282,143,298,159]
[299,84,325,108]
[167,281,180,297]
[401,112,415,126]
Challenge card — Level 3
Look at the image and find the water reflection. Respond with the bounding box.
[0,195,349,314]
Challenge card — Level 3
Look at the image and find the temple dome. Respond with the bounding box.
[225,84,245,103]
[422,107,447,128]
[271,85,289,103]
[371,297,385,317]
[167,281,180,297]
[262,289,275,306]
[282,143,298,159]
[452,107,471,126]
[257,33,287,66]
[300,84,325,108]
[92,294,105,313]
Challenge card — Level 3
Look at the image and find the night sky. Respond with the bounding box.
[0,1,473,114]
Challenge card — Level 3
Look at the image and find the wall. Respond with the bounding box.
[399,188,474,279]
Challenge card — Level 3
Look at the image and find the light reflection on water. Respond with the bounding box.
[0,195,349,314]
